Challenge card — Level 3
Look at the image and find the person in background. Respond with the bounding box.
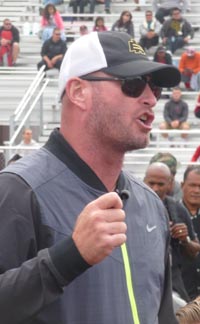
[0,18,20,66]
[16,128,40,157]
[176,296,200,324]
[79,25,89,36]
[0,31,181,324]
[159,87,190,140]
[152,0,190,24]
[153,45,172,65]
[139,10,160,51]
[111,11,134,37]
[40,3,65,43]
[179,47,200,91]
[181,166,200,299]
[37,27,67,71]
[160,7,194,54]
[93,17,107,32]
[144,162,200,311]
[149,152,182,201]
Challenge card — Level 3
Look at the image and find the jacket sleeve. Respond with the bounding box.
[163,102,172,123]
[158,255,178,324]
[179,102,188,122]
[0,173,90,324]
[183,20,194,38]
[12,26,20,43]
[178,55,186,73]
[55,12,64,30]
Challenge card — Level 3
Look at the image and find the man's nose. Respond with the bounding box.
[139,84,157,107]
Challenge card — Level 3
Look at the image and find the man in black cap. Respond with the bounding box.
[0,31,180,324]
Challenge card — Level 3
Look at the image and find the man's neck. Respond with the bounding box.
[183,200,199,217]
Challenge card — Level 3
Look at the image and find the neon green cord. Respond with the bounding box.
[121,242,140,324]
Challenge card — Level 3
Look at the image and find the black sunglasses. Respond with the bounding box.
[80,75,162,100]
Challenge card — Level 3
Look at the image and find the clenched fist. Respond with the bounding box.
[72,192,127,265]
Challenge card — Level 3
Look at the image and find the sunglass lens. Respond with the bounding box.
[149,82,162,99]
[122,79,146,98]
[122,78,162,99]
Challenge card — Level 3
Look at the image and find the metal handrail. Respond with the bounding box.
[14,65,45,117]
[9,77,49,146]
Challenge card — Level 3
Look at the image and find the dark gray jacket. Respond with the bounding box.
[0,129,177,324]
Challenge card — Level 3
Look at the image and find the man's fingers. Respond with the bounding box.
[88,192,123,211]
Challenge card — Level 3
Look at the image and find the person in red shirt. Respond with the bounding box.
[179,47,200,90]
[0,18,20,66]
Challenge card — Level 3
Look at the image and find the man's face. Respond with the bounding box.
[146,12,153,22]
[182,171,200,209]
[85,73,157,153]
[171,10,181,21]
[23,130,32,144]
[144,169,171,200]
[172,89,181,102]
[3,20,12,30]
[52,30,61,42]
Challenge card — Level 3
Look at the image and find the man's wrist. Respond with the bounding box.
[180,236,191,245]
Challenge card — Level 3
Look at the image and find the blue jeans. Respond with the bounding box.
[89,0,110,13]
[166,36,185,54]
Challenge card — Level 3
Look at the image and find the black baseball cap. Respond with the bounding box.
[58,31,180,99]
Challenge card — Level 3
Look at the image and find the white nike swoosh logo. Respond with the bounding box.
[146,225,157,232]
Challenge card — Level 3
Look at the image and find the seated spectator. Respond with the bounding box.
[152,0,189,24]
[111,11,134,37]
[176,296,200,324]
[37,27,67,71]
[79,25,89,36]
[40,3,65,43]
[153,45,172,65]
[0,18,20,66]
[93,17,107,32]
[139,10,160,50]
[16,128,40,157]
[190,146,200,162]
[179,47,200,91]
[160,7,194,54]
[159,87,190,139]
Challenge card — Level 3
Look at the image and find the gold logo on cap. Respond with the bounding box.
[128,39,145,55]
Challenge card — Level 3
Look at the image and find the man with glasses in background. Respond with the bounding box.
[160,7,194,54]
[37,27,67,71]
[0,31,180,324]
[139,10,161,51]
[0,18,20,66]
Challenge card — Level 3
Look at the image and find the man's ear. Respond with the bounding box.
[65,78,89,109]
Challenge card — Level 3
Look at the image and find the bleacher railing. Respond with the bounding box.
[8,65,47,146]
